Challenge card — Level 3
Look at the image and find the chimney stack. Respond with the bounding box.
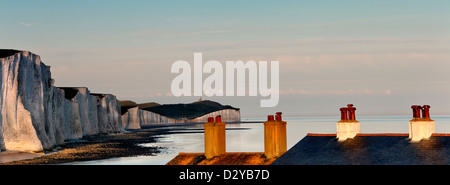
[336,104,360,141]
[204,115,226,159]
[264,112,287,159]
[409,105,435,142]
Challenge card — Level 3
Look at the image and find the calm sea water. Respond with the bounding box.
[69,116,450,165]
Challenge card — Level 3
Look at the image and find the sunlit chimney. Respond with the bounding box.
[204,115,226,158]
[409,105,435,142]
[336,104,360,141]
[264,112,287,159]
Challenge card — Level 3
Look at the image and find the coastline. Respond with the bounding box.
[0,121,248,165]
[0,151,44,164]
[0,128,169,165]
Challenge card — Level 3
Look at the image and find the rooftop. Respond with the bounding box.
[272,133,450,165]
[166,152,276,165]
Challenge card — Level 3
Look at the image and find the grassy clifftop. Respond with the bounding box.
[139,100,239,119]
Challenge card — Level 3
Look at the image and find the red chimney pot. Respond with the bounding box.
[422,105,431,119]
[207,117,214,123]
[215,115,222,123]
[340,107,348,121]
[275,112,282,121]
[347,105,356,120]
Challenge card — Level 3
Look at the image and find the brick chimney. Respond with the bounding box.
[336,104,360,141]
[204,115,226,158]
[264,112,287,159]
[409,105,435,142]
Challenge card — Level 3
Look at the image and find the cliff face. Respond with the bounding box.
[0,51,51,151]
[0,51,122,152]
[190,109,241,123]
[121,100,242,129]
[121,108,241,130]
[95,93,122,133]
[143,100,239,120]
[0,50,241,152]
[121,107,182,130]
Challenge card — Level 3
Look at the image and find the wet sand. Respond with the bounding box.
[0,151,44,164]
[0,128,176,165]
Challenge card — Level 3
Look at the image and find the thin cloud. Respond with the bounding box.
[18,22,37,27]
[128,29,231,37]
[279,89,393,96]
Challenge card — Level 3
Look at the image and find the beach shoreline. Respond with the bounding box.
[0,121,249,165]
[0,128,172,165]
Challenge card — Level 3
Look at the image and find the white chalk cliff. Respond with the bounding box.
[0,51,122,152]
[121,108,241,130]
[0,50,241,152]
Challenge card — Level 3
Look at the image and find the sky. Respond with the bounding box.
[1,0,450,118]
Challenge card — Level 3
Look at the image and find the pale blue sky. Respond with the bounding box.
[2,1,450,117]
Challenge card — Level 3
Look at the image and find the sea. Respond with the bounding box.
[68,116,450,165]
